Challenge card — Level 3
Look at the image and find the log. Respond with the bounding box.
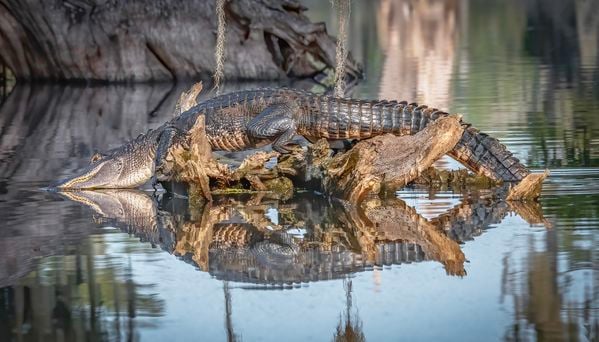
[320,115,464,202]
[161,83,546,205]
[506,170,550,201]
[165,113,466,203]
[0,0,361,82]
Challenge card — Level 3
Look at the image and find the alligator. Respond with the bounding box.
[53,88,530,189]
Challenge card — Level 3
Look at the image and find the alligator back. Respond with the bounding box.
[174,88,310,151]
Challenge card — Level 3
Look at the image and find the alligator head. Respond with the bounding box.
[53,156,126,189]
[52,136,157,189]
[57,189,158,228]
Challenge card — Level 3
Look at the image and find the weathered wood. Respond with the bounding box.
[506,170,549,201]
[162,84,546,204]
[174,82,204,115]
[165,82,221,201]
[321,115,464,202]
[166,113,467,203]
[0,0,361,82]
[168,129,294,201]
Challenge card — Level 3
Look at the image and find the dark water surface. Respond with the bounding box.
[1,1,598,341]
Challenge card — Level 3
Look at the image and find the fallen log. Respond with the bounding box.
[320,115,464,202]
[162,114,464,202]
[164,115,547,203]
[161,83,546,204]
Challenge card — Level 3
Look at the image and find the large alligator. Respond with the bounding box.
[53,88,530,189]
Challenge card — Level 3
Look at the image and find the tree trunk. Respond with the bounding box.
[0,0,361,82]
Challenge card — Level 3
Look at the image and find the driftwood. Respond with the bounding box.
[165,115,465,203]
[161,83,546,204]
[506,170,549,201]
[0,0,361,82]
[320,115,464,202]
[165,112,547,204]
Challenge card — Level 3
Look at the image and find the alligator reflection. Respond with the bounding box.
[58,188,545,284]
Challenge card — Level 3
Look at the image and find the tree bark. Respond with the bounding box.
[0,0,361,82]
[320,115,465,202]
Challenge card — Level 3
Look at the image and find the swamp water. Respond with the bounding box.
[0,0,598,341]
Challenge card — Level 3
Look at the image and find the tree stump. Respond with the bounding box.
[506,170,550,201]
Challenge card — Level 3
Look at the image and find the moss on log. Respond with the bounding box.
[413,167,500,188]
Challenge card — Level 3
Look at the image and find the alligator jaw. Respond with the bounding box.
[51,157,127,189]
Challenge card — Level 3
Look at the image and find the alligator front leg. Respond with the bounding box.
[246,102,300,153]
[152,126,185,189]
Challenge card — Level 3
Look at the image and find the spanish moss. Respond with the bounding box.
[331,0,351,98]
[213,0,227,94]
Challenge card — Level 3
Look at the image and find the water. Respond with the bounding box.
[0,0,598,341]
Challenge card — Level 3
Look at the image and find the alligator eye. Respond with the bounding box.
[90,153,103,163]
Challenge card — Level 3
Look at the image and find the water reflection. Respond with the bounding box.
[377,0,460,108]
[502,227,599,341]
[52,188,539,284]
[333,279,365,342]
[0,186,556,340]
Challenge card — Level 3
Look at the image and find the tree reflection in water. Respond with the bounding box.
[501,212,598,341]
[333,278,365,342]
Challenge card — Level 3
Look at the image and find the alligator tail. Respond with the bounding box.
[302,96,530,182]
[448,125,530,182]
[371,101,530,182]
